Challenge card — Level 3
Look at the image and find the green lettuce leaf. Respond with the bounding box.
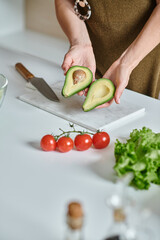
[114,127,160,190]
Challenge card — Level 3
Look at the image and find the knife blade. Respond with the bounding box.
[15,63,59,102]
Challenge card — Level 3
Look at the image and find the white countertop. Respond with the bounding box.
[0,37,160,240]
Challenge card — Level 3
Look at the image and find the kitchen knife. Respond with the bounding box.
[15,63,59,102]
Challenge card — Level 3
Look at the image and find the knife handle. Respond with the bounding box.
[15,63,34,81]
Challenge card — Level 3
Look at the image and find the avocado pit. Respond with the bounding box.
[62,65,93,97]
[73,70,86,84]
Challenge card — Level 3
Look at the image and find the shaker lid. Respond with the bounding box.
[67,202,83,218]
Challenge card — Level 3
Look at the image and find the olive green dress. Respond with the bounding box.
[83,0,160,99]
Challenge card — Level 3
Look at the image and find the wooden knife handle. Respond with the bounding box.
[15,63,34,81]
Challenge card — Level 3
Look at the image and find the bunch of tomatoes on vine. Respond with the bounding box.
[40,123,110,153]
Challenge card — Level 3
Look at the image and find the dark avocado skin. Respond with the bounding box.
[83,79,115,112]
[62,66,93,97]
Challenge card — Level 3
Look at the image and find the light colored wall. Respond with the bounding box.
[0,0,25,37]
[25,0,67,40]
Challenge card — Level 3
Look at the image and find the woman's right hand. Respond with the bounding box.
[62,44,96,96]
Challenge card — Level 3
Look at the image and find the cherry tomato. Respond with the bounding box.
[57,136,73,153]
[40,134,56,151]
[74,134,92,151]
[92,132,110,149]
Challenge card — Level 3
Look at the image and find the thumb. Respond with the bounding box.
[102,69,112,80]
[61,54,72,75]
[114,83,125,104]
[88,66,96,82]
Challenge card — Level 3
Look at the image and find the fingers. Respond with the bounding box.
[61,54,72,75]
[77,91,84,96]
[91,71,96,81]
[88,66,96,82]
[78,88,88,96]
[102,71,111,80]
[96,98,114,109]
[78,81,94,97]
[96,103,110,109]
[84,88,89,96]
[83,80,95,96]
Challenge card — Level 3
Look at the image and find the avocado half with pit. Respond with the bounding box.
[83,78,115,112]
[62,66,93,97]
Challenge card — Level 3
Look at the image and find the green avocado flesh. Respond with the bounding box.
[62,66,93,97]
[83,78,115,112]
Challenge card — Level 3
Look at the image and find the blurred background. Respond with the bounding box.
[0,0,68,64]
[0,0,160,240]
[0,0,66,39]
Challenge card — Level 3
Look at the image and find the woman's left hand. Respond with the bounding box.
[96,59,132,108]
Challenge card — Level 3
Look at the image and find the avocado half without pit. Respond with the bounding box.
[82,78,115,112]
[62,66,93,97]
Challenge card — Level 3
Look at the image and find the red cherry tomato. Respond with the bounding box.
[57,136,73,153]
[40,134,56,151]
[92,132,110,149]
[74,134,92,151]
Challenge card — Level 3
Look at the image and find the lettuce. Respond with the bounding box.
[114,127,160,190]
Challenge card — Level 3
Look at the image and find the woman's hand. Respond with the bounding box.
[96,59,132,109]
[62,44,96,95]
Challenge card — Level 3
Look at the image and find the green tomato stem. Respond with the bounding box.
[53,123,95,141]
[54,129,94,141]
